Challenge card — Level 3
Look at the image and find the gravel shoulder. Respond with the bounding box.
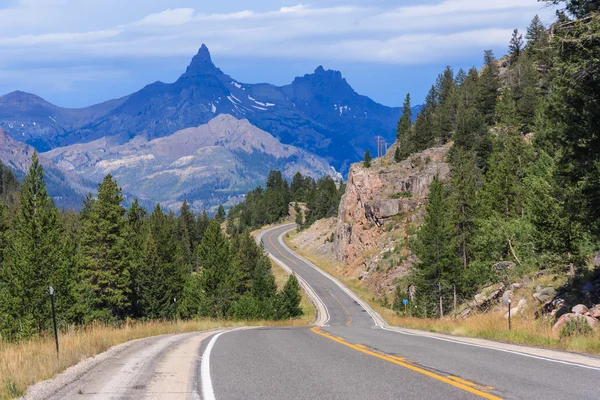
[21,330,224,400]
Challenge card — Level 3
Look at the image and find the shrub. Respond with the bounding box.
[560,316,593,339]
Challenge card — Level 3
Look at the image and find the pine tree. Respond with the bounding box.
[508,29,524,64]
[396,93,412,141]
[363,149,372,168]
[394,146,403,163]
[449,149,480,270]
[392,285,405,312]
[478,50,501,124]
[480,132,533,219]
[198,221,238,317]
[215,204,226,224]
[278,273,303,319]
[526,15,549,51]
[413,176,460,317]
[541,0,599,18]
[0,153,64,339]
[78,174,132,322]
[434,66,456,143]
[537,13,600,237]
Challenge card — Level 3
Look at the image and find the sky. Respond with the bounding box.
[0,0,557,108]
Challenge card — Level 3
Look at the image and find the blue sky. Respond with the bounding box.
[0,0,556,108]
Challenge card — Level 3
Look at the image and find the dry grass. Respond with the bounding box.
[270,259,317,325]
[284,233,600,356]
[0,317,304,400]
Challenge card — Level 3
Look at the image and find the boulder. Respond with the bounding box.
[494,261,515,272]
[509,283,522,290]
[504,307,519,319]
[358,271,368,281]
[552,313,597,335]
[517,298,527,310]
[533,287,555,304]
[501,290,513,305]
[584,315,598,329]
[474,283,504,305]
[572,304,589,315]
[589,305,600,319]
[552,313,578,335]
[593,251,600,267]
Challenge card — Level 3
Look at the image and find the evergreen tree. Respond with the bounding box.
[449,149,480,269]
[394,146,403,163]
[277,273,303,319]
[537,12,600,237]
[78,175,132,322]
[215,204,226,224]
[412,176,460,317]
[480,132,533,219]
[363,149,372,168]
[542,0,599,18]
[526,15,549,51]
[198,221,238,317]
[0,153,64,339]
[396,93,412,141]
[392,285,405,312]
[508,29,524,64]
[478,50,501,124]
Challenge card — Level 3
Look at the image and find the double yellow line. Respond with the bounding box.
[311,327,501,400]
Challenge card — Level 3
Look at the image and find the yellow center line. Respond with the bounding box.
[268,230,298,266]
[311,327,502,400]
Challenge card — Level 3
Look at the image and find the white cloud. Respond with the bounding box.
[0,0,556,67]
[132,8,196,26]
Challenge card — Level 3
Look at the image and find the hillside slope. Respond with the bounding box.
[44,114,337,212]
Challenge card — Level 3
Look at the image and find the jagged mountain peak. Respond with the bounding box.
[182,44,220,78]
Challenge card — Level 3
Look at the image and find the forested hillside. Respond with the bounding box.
[226,170,345,234]
[0,155,302,341]
[390,3,600,316]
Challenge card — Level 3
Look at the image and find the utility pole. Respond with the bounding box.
[49,286,59,356]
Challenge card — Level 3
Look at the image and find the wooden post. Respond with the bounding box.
[453,284,457,312]
[405,205,409,255]
[439,282,443,318]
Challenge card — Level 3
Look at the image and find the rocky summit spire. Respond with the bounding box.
[183,44,218,77]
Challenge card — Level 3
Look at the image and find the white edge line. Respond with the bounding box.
[200,328,256,400]
[381,326,600,371]
[275,224,386,327]
[200,331,224,400]
[269,224,600,371]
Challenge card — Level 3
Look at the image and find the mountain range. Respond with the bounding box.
[43,114,337,212]
[0,44,412,211]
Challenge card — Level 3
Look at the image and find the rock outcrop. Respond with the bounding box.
[334,144,451,265]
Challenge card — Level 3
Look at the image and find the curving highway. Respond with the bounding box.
[200,224,600,400]
[29,224,600,400]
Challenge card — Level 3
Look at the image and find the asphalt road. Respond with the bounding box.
[30,224,600,400]
[201,224,600,400]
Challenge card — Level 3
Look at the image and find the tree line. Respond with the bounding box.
[0,157,302,341]
[392,5,600,317]
[227,170,345,233]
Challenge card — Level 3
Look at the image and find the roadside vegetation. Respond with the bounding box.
[284,232,600,356]
[0,154,303,340]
